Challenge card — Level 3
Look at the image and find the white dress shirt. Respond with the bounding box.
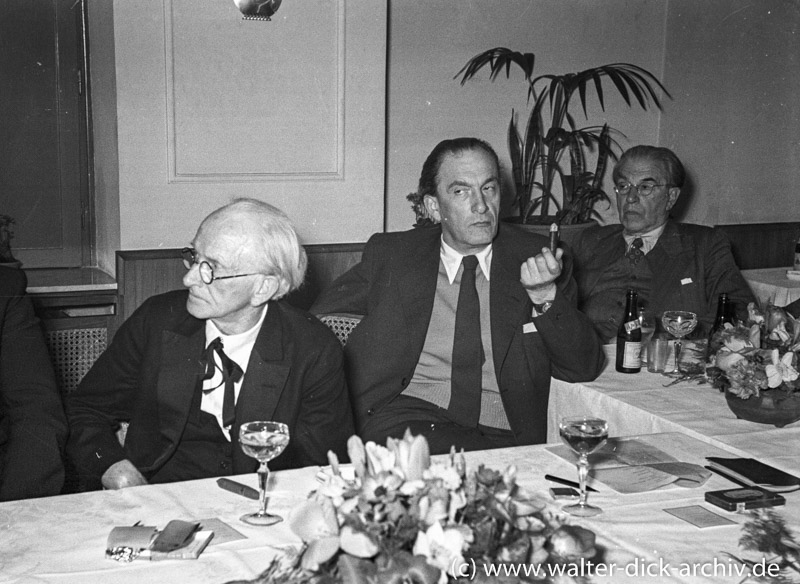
[201,305,268,440]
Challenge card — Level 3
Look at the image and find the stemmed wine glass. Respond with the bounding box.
[558,416,609,517]
[661,311,698,373]
[238,421,290,526]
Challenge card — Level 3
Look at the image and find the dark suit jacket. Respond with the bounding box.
[311,224,605,445]
[0,267,67,500]
[66,290,353,490]
[572,221,756,342]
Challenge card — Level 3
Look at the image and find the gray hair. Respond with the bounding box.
[212,198,307,300]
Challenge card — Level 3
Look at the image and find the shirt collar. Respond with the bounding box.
[205,303,268,356]
[623,224,667,255]
[440,238,492,284]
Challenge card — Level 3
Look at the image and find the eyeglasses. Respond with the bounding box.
[614,182,669,198]
[181,248,260,285]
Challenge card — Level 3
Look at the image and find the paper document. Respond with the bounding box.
[547,437,712,493]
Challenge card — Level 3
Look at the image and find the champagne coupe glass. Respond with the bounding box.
[661,311,698,373]
[639,308,656,364]
[238,421,290,526]
[558,416,609,517]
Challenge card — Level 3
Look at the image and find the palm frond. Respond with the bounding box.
[455,48,669,224]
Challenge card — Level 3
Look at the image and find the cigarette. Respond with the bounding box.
[549,223,559,251]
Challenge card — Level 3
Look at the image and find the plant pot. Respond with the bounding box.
[508,220,597,248]
[725,389,800,428]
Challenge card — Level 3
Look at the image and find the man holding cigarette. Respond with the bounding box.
[312,137,603,454]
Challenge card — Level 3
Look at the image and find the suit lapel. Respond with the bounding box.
[152,318,205,470]
[648,221,686,308]
[232,304,291,472]
[490,229,531,373]
[583,227,626,298]
[399,228,441,357]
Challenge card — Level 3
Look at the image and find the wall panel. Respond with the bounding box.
[113,0,386,251]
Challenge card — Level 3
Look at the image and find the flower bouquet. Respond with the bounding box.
[229,431,601,584]
[706,303,800,426]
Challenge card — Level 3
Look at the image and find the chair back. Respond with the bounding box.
[45,328,107,394]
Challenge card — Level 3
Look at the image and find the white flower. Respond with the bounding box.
[417,495,448,526]
[769,322,792,343]
[424,463,462,490]
[387,428,430,481]
[549,525,597,559]
[413,521,469,580]
[715,348,746,372]
[287,498,340,570]
[365,441,396,475]
[765,349,799,388]
[747,302,765,325]
[339,524,379,558]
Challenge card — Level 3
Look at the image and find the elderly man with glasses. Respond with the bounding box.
[571,145,755,342]
[66,199,352,491]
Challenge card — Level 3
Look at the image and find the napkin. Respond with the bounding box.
[106,520,213,562]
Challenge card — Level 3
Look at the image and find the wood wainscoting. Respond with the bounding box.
[715,222,800,270]
[115,243,364,336]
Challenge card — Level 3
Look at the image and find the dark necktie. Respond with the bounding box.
[626,237,644,265]
[449,255,484,427]
[201,337,243,428]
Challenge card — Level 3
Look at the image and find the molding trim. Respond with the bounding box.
[163,0,346,183]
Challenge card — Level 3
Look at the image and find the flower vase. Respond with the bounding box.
[725,389,800,428]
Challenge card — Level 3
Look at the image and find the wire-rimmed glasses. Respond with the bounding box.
[181,247,260,285]
[613,182,669,198]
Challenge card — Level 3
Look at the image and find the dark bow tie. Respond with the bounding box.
[201,337,243,428]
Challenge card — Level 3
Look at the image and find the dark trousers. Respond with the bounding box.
[361,395,517,455]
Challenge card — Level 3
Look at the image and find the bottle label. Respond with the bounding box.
[621,342,642,368]
[624,319,641,333]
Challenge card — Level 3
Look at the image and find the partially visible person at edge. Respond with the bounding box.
[571,145,756,343]
[0,266,67,500]
[312,137,604,455]
[66,199,353,491]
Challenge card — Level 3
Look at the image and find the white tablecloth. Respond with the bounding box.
[548,345,800,473]
[742,267,800,307]
[2,433,799,584]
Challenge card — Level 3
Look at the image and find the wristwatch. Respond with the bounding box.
[532,301,553,316]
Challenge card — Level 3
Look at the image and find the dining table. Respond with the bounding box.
[548,344,800,474]
[2,431,798,584]
[741,266,800,308]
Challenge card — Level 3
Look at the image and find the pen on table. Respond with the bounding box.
[549,222,559,251]
[545,474,597,492]
[216,477,260,500]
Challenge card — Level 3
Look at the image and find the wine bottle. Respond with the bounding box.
[616,289,642,373]
[795,236,800,270]
[709,293,733,338]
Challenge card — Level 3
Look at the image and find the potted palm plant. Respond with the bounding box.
[455,48,670,233]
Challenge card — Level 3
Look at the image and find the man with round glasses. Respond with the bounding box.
[66,199,353,490]
[571,145,754,342]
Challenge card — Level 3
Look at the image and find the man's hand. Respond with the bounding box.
[101,459,148,490]
[520,247,563,304]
